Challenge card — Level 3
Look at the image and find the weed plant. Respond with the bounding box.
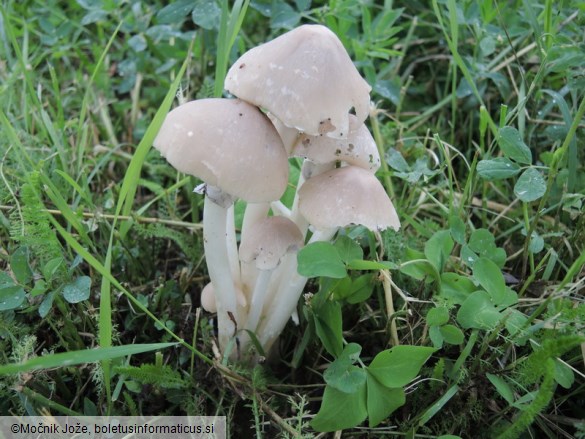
[1,1,584,437]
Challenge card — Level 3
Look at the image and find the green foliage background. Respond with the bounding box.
[1,0,584,437]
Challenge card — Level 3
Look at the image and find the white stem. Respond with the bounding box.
[241,202,271,234]
[308,228,339,244]
[239,261,257,315]
[226,205,240,286]
[262,254,292,312]
[257,227,338,352]
[270,200,292,218]
[203,188,238,352]
[226,204,247,325]
[244,268,273,334]
[258,258,306,351]
[290,161,308,235]
[239,202,270,302]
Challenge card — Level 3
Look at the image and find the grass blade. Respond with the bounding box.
[117,40,194,238]
[432,0,498,137]
[0,343,178,375]
[74,21,122,175]
[93,42,195,408]
[214,0,250,97]
[417,384,460,426]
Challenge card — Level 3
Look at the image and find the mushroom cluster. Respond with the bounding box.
[153,24,400,361]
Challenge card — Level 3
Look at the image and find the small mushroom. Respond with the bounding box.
[298,165,400,233]
[290,115,381,172]
[239,216,304,338]
[269,113,380,172]
[258,166,400,351]
[201,282,217,313]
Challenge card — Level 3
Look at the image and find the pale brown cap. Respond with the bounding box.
[291,115,380,171]
[153,98,289,202]
[298,166,400,231]
[225,25,371,139]
[239,216,304,270]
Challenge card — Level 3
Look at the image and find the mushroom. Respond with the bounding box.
[200,282,217,313]
[239,216,304,339]
[258,166,400,351]
[290,115,381,172]
[298,165,400,233]
[152,24,400,361]
[225,24,371,139]
[153,98,289,351]
[200,282,247,314]
[267,113,300,155]
[267,112,382,239]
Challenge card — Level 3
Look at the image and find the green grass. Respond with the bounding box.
[1,0,584,437]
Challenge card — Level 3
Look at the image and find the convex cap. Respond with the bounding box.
[298,166,400,231]
[153,98,289,202]
[239,216,304,270]
[225,25,371,139]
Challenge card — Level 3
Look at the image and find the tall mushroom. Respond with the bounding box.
[225,24,375,251]
[153,98,289,352]
[217,24,402,357]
